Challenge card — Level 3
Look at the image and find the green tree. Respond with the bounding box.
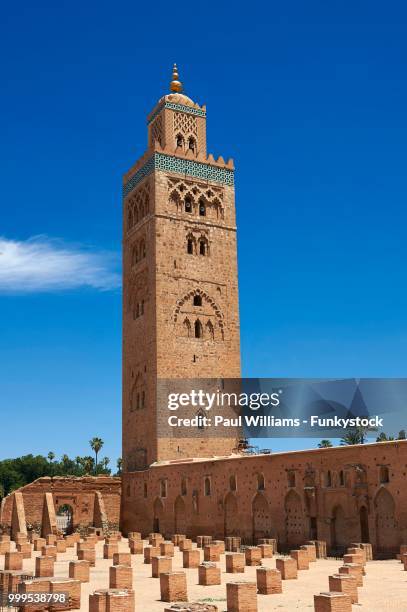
[89,438,104,474]
[80,456,95,475]
[376,432,394,442]
[0,448,114,496]
[340,427,369,446]
[398,430,406,440]
[318,440,333,448]
[98,457,110,474]
[0,455,48,496]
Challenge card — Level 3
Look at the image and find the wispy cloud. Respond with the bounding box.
[0,236,121,293]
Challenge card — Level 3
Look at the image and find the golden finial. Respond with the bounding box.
[170,63,183,93]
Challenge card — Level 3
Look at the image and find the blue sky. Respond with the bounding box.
[1,1,407,465]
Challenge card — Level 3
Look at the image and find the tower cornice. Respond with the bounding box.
[123,151,234,198]
[147,98,207,125]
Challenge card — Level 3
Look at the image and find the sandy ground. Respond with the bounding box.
[1,539,407,611]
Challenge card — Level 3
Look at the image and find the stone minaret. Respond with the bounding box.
[122,65,241,471]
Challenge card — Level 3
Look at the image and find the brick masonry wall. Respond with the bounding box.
[1,477,121,534]
[121,440,407,554]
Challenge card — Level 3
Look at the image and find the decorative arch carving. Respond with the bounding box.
[173,288,224,341]
[252,492,271,541]
[173,288,224,324]
[167,178,224,219]
[284,489,304,547]
[374,488,398,552]
[224,492,239,537]
[126,181,150,232]
[129,372,145,412]
[127,269,148,317]
[330,504,347,550]
[174,495,187,534]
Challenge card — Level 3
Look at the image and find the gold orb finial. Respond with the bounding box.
[170,63,183,93]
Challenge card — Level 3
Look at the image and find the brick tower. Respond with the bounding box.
[122,65,241,471]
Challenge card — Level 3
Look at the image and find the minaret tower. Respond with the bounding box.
[122,65,241,470]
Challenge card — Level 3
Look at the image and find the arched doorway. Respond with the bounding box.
[153,497,164,533]
[360,506,369,543]
[174,496,187,534]
[330,505,347,553]
[56,504,73,535]
[224,492,239,537]
[375,488,398,555]
[252,493,271,543]
[284,490,304,547]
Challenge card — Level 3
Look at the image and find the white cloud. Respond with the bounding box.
[0,236,121,293]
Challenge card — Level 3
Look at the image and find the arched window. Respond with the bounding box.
[199,199,206,216]
[181,478,187,496]
[206,320,214,340]
[204,477,211,496]
[160,479,167,498]
[143,191,149,216]
[130,377,142,412]
[185,196,192,213]
[379,466,389,483]
[132,245,138,266]
[140,240,146,259]
[188,137,196,152]
[183,318,191,338]
[127,206,133,230]
[194,320,203,339]
[141,390,145,409]
[230,475,237,491]
[325,470,332,487]
[187,238,194,254]
[176,134,184,148]
[193,294,202,306]
[257,473,265,491]
[339,470,345,486]
[170,190,181,211]
[143,482,148,498]
[126,485,130,497]
[199,239,206,256]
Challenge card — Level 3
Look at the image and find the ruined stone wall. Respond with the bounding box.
[0,476,121,535]
[121,440,407,556]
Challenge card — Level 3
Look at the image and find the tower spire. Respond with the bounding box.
[170,63,183,93]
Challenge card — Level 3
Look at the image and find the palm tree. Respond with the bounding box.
[47,452,55,463]
[100,457,110,471]
[340,427,368,445]
[89,438,104,474]
[82,456,95,475]
[376,432,394,442]
[318,440,333,448]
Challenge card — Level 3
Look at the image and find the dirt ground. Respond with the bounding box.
[1,538,407,611]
